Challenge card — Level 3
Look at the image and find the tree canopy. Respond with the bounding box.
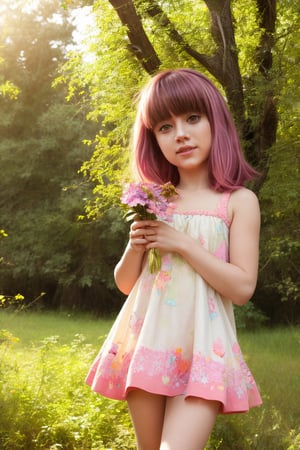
[0,0,127,312]
[0,0,299,322]
[59,0,300,321]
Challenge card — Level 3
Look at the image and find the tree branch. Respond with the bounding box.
[142,1,217,73]
[109,0,160,74]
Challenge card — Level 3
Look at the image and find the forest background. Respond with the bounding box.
[0,0,299,325]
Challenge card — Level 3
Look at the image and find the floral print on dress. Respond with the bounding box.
[92,344,260,410]
[213,337,226,358]
[133,346,191,390]
[208,297,219,320]
[154,254,173,292]
[129,312,144,336]
[154,270,171,292]
[165,298,177,307]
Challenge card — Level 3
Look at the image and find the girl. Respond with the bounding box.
[86,69,262,450]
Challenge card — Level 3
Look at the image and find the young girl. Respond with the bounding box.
[86,68,262,450]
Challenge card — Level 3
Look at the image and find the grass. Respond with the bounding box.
[0,310,114,346]
[0,310,299,449]
[238,327,300,429]
[0,310,134,450]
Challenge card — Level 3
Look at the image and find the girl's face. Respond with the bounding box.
[153,112,212,173]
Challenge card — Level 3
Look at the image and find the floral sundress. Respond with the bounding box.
[86,192,262,413]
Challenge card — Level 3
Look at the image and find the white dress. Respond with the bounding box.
[86,192,262,413]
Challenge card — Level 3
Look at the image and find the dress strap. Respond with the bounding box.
[216,192,231,227]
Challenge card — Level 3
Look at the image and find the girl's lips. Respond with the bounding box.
[176,146,195,155]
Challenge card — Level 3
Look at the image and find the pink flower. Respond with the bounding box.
[121,182,178,222]
[121,182,178,273]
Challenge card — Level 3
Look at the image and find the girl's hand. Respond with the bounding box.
[129,220,149,253]
[115,220,156,295]
[138,220,182,253]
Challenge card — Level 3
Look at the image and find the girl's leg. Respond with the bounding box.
[160,396,220,450]
[127,389,166,450]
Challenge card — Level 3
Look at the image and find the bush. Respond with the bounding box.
[234,301,268,330]
[0,333,135,449]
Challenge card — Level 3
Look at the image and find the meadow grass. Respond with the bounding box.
[0,310,299,449]
[238,327,300,429]
[0,310,114,346]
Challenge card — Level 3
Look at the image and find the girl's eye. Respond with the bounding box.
[187,114,201,123]
[157,123,172,133]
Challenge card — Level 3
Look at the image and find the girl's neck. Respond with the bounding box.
[174,169,222,212]
[176,169,210,192]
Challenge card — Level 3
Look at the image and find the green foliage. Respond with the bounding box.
[0,228,26,311]
[208,406,299,449]
[256,0,300,321]
[0,55,20,100]
[0,311,135,448]
[234,302,268,330]
[0,333,135,449]
[58,0,220,217]
[0,329,20,347]
[207,326,300,449]
[58,0,299,323]
[0,312,299,449]
[63,0,299,321]
[57,0,146,217]
[0,0,128,312]
[0,0,299,321]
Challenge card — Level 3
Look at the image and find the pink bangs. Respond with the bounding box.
[140,70,209,129]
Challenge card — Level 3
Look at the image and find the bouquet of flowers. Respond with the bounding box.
[121,182,178,273]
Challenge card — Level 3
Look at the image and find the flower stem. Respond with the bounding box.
[148,248,162,273]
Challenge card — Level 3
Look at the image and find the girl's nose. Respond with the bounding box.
[175,121,189,141]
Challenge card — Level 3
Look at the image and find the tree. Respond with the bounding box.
[1,0,298,319]
[0,0,127,313]
[60,0,299,321]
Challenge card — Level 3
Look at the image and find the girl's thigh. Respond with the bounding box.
[127,389,166,450]
[160,396,220,450]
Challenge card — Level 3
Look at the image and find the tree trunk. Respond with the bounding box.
[108,0,160,74]
[253,0,278,188]
[203,0,246,136]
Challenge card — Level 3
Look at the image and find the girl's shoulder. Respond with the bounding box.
[228,188,260,224]
[229,187,258,204]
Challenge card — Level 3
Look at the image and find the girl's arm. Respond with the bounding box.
[144,188,260,306]
[114,221,148,295]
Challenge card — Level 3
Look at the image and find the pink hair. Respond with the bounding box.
[133,69,258,191]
